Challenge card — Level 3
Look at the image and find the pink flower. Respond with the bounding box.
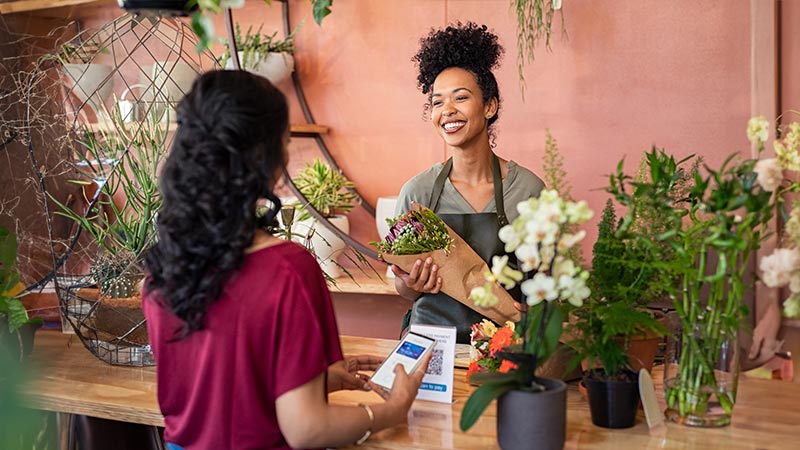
[760,248,800,288]
[754,158,783,192]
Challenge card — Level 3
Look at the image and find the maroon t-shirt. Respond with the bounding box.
[143,242,343,450]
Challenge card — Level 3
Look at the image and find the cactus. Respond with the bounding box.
[90,251,141,299]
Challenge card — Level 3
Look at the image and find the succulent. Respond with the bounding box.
[90,251,141,299]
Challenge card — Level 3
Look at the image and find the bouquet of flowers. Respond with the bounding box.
[466,319,522,383]
[372,202,521,325]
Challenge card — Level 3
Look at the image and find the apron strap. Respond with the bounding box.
[428,155,508,227]
[429,158,453,212]
[492,155,508,227]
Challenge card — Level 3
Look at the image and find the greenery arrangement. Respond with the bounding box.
[461,190,593,431]
[292,158,358,221]
[0,226,42,334]
[370,207,453,259]
[190,0,333,52]
[49,109,166,259]
[218,22,301,69]
[607,147,773,425]
[567,199,666,379]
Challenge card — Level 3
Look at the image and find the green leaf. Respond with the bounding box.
[312,0,333,25]
[460,377,517,431]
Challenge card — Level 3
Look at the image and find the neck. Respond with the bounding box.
[450,144,494,186]
[246,229,282,253]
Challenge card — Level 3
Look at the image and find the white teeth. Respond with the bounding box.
[444,122,465,131]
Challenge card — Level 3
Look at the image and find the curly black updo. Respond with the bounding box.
[412,22,504,128]
[145,70,288,336]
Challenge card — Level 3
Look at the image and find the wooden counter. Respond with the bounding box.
[25,330,799,449]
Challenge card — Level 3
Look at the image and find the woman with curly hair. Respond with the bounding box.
[393,22,545,343]
[143,70,429,450]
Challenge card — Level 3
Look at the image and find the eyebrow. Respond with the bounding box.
[431,87,473,98]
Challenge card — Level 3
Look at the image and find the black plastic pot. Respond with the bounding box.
[584,371,640,429]
[497,378,567,450]
[117,0,197,15]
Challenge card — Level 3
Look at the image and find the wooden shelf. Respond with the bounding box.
[0,0,107,14]
[327,271,397,296]
[82,121,328,136]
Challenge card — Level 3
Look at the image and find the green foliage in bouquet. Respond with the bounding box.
[370,207,453,258]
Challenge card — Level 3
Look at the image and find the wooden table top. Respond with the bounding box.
[25,330,799,449]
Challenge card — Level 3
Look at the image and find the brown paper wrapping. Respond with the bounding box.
[382,209,521,325]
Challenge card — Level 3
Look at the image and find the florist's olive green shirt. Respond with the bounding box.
[395,160,545,220]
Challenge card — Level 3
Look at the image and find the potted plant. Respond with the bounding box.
[49,108,166,364]
[563,199,667,428]
[51,38,113,122]
[288,158,358,278]
[462,190,593,450]
[0,226,43,362]
[607,146,774,427]
[220,22,301,84]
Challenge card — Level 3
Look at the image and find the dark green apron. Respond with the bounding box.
[408,155,519,344]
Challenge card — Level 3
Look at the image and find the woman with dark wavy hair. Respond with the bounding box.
[143,70,428,450]
[393,22,545,343]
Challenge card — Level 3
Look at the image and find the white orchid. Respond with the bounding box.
[489,255,524,289]
[498,223,523,252]
[470,283,498,308]
[515,243,541,272]
[522,273,558,306]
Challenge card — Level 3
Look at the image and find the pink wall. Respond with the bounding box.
[65,0,756,258]
[783,0,800,113]
[207,0,753,258]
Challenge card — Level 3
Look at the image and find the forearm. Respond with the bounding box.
[290,403,405,448]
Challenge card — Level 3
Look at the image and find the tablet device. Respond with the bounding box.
[370,331,436,392]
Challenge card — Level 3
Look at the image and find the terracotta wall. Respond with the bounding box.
[211,0,754,257]
[783,0,800,113]
[58,0,758,257]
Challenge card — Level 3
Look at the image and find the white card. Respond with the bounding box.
[409,324,457,404]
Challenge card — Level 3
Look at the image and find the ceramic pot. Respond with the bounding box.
[226,51,295,84]
[62,63,114,121]
[375,196,398,278]
[291,215,349,279]
[496,378,566,450]
[584,371,640,428]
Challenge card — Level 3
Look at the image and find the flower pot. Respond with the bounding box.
[583,371,640,428]
[664,317,739,427]
[0,318,40,362]
[62,63,114,121]
[375,196,398,278]
[291,215,349,279]
[496,378,566,450]
[226,51,295,84]
[138,60,198,122]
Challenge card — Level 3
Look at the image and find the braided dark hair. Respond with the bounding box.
[412,22,504,128]
[145,70,288,336]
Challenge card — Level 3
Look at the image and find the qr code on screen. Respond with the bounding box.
[426,348,444,376]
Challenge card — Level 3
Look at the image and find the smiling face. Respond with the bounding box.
[430,67,498,149]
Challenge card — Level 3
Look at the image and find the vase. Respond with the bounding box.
[584,371,640,428]
[496,378,566,450]
[290,215,349,279]
[62,63,114,122]
[226,51,295,85]
[663,315,740,427]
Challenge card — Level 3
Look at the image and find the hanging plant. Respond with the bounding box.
[513,0,566,98]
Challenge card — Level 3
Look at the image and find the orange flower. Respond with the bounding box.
[489,326,515,356]
[466,361,480,382]
[498,359,518,373]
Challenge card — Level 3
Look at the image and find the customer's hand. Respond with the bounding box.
[327,355,383,392]
[393,258,442,295]
[369,351,432,417]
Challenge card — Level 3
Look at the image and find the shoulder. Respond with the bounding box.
[506,161,545,196]
[397,162,445,212]
[248,241,321,279]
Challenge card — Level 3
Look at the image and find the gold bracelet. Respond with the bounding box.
[355,403,374,445]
